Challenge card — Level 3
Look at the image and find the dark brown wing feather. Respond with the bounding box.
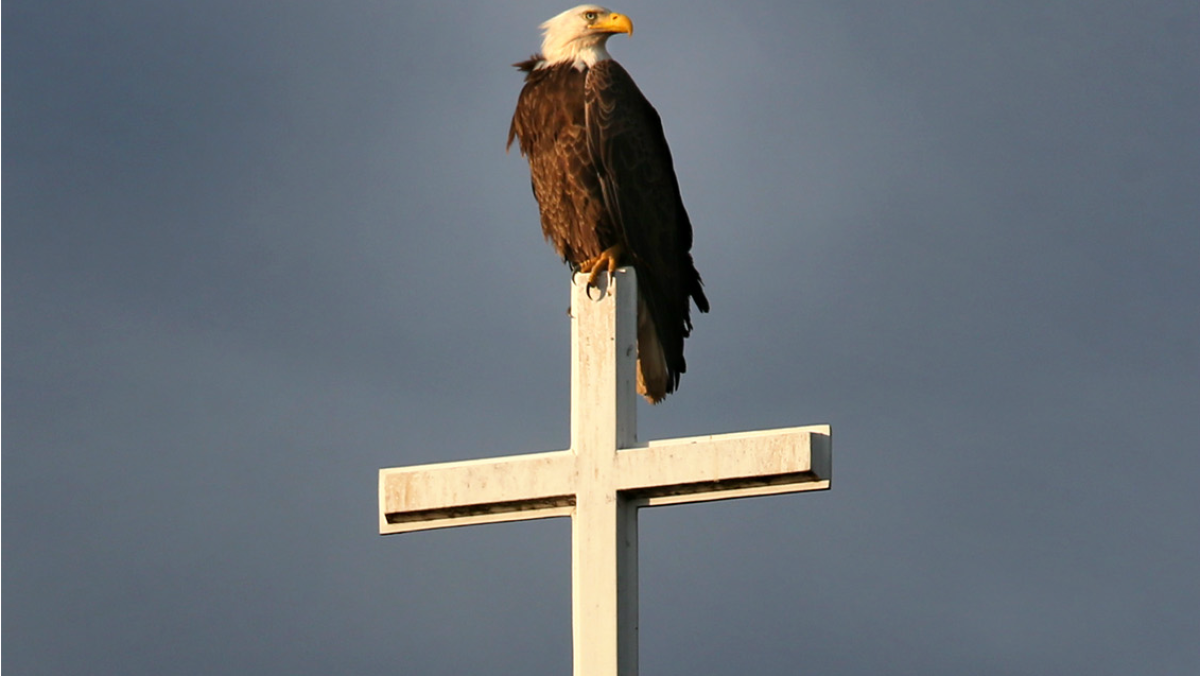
[583,60,708,394]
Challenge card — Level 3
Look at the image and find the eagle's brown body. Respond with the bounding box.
[508,56,708,402]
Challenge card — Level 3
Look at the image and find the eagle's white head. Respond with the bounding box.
[539,5,634,69]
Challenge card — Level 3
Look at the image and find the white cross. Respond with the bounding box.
[379,269,831,676]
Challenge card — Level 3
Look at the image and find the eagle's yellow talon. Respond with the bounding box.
[581,244,624,287]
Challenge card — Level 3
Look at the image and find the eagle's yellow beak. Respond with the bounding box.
[591,12,633,36]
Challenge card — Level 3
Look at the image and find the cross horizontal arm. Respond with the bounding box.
[379,450,575,534]
[616,425,831,507]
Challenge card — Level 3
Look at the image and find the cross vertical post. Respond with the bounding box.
[570,272,639,676]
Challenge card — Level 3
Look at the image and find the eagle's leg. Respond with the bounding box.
[580,243,624,288]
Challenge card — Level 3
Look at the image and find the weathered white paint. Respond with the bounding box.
[379,269,832,676]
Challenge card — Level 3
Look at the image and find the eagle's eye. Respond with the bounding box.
[584,11,598,21]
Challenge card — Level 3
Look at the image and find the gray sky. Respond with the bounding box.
[5,1,1199,674]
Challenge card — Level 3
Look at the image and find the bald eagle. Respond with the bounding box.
[508,5,709,404]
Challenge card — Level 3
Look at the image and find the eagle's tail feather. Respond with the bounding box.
[636,295,670,404]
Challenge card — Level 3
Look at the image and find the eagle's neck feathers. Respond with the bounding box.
[538,37,612,71]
